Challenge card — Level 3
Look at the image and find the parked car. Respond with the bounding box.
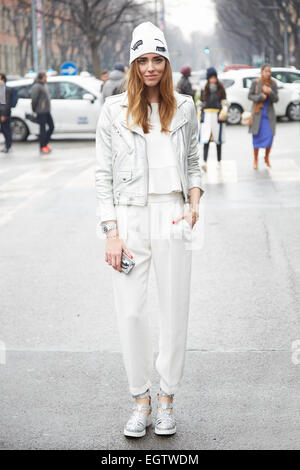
[217,69,300,124]
[224,64,253,72]
[251,67,300,85]
[6,75,22,82]
[8,75,103,141]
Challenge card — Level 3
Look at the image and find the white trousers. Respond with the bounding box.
[111,191,193,396]
[200,111,226,144]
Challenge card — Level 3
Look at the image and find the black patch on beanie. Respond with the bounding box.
[132,40,143,51]
[156,46,166,52]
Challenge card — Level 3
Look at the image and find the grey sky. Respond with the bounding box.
[165,0,217,39]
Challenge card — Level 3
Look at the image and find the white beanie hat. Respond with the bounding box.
[129,21,170,65]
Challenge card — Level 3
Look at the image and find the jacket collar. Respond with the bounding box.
[119,90,189,136]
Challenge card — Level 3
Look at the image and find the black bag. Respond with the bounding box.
[112,85,121,95]
[25,112,39,123]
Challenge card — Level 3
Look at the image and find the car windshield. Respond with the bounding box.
[14,82,57,99]
[272,72,287,83]
[243,77,258,88]
[288,72,300,83]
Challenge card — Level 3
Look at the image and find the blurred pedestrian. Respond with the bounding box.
[101,62,126,103]
[199,67,228,171]
[0,73,13,153]
[31,72,54,155]
[176,66,195,99]
[96,21,204,438]
[248,64,278,169]
[100,69,109,94]
[0,77,5,104]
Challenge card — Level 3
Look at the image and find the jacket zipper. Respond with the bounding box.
[112,123,132,152]
[114,122,149,205]
[170,118,189,202]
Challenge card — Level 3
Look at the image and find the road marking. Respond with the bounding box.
[0,167,12,177]
[0,160,94,226]
[201,160,238,184]
[0,188,48,226]
[0,164,62,226]
[267,159,300,181]
[64,164,94,189]
[0,163,62,193]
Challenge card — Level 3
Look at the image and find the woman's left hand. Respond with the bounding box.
[173,210,198,229]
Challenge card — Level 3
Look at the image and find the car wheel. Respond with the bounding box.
[227,104,243,125]
[287,103,300,121]
[11,118,29,142]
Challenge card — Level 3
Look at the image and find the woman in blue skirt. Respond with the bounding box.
[248,64,278,169]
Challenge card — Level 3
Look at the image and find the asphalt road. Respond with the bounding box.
[0,120,300,449]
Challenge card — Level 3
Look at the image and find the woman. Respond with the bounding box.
[176,65,195,99]
[95,21,204,438]
[199,67,228,171]
[248,64,278,170]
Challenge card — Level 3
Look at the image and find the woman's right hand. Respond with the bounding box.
[262,85,272,95]
[105,234,134,273]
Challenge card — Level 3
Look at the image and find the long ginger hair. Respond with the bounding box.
[126,58,177,134]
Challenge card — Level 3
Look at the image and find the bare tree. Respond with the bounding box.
[43,1,89,71]
[213,0,300,67]
[51,0,149,77]
[273,0,300,66]
[3,0,33,75]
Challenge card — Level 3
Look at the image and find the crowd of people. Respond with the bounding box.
[0,71,54,155]
[97,60,278,171]
[0,60,278,169]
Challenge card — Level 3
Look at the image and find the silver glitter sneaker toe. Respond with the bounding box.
[124,391,152,438]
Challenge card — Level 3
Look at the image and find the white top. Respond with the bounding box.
[144,102,182,194]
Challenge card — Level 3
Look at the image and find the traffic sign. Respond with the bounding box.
[60,62,78,76]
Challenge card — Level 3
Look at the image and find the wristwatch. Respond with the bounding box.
[102,221,117,234]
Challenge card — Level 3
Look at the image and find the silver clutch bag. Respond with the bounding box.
[121,251,135,274]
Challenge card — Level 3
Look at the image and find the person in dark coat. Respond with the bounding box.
[248,64,278,169]
[176,66,195,99]
[0,73,13,153]
[100,69,109,94]
[199,67,228,171]
[31,72,54,155]
[101,63,126,104]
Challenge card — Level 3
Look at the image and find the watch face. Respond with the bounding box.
[103,226,108,233]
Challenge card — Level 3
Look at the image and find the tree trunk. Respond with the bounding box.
[90,41,101,78]
[19,46,25,76]
[292,25,300,69]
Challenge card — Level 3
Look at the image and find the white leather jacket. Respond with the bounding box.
[95,90,204,224]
